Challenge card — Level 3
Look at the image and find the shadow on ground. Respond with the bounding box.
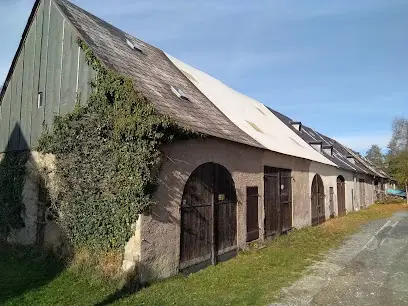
[0,243,65,304]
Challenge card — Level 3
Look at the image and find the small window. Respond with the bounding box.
[255,107,266,116]
[246,120,263,133]
[170,86,189,101]
[126,38,142,52]
[37,92,43,108]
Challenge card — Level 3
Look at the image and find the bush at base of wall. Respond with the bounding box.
[37,39,199,251]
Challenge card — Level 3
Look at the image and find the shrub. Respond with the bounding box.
[38,39,199,251]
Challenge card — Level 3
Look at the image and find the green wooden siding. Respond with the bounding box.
[60,24,79,114]
[0,0,94,152]
[0,89,12,151]
[20,20,37,150]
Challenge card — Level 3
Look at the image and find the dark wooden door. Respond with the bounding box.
[246,187,259,242]
[329,187,334,218]
[180,163,237,271]
[337,176,346,217]
[280,170,292,232]
[311,174,325,226]
[359,179,365,209]
[264,167,292,237]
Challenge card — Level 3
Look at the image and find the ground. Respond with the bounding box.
[277,210,408,306]
[1,204,407,306]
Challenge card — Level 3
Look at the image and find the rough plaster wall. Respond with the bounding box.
[122,217,142,273]
[261,151,311,229]
[6,151,63,249]
[365,174,375,207]
[138,137,263,280]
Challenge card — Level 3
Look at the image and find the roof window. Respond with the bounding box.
[322,145,333,156]
[290,121,302,132]
[246,120,263,133]
[256,107,266,116]
[126,39,142,52]
[170,86,189,101]
[309,141,323,152]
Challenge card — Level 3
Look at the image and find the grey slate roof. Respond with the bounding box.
[270,108,382,177]
[54,0,262,149]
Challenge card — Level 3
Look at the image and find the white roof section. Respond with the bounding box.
[167,54,337,167]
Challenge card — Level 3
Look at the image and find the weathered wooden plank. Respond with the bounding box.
[44,2,63,129]
[77,47,94,105]
[30,0,48,148]
[246,186,259,242]
[19,20,37,150]
[0,89,12,152]
[8,55,24,151]
[60,24,79,114]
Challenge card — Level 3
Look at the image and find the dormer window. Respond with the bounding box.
[346,156,356,164]
[290,121,302,132]
[322,145,333,156]
[309,141,323,152]
[170,86,189,101]
[126,38,142,52]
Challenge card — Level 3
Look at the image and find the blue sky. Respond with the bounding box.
[1,0,407,154]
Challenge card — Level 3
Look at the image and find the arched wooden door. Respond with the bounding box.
[311,174,325,226]
[180,163,237,272]
[337,176,346,217]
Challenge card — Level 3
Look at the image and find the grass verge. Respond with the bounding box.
[1,203,407,306]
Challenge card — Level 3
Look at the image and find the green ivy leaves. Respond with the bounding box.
[37,40,198,251]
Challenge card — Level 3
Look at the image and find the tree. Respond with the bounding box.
[387,116,408,156]
[365,144,384,169]
[388,150,408,204]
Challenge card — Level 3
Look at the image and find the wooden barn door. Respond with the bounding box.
[246,187,259,242]
[311,174,325,226]
[264,167,292,238]
[359,179,366,209]
[180,163,237,272]
[337,176,346,217]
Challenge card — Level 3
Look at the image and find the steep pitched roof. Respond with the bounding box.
[166,55,337,166]
[52,0,261,148]
[270,109,381,176]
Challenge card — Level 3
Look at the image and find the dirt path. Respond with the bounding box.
[274,211,408,306]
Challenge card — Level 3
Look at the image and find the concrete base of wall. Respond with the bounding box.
[4,151,65,254]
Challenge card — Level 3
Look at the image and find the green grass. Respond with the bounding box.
[1,204,407,306]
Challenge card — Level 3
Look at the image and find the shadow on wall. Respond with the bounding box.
[0,124,66,304]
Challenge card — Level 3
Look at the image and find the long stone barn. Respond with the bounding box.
[0,0,392,280]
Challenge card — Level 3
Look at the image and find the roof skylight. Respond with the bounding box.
[126,39,142,52]
[171,86,189,101]
[246,120,263,133]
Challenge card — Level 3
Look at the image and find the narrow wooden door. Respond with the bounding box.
[337,176,346,217]
[264,167,292,238]
[280,170,292,232]
[264,168,279,237]
[311,174,325,226]
[329,187,334,218]
[246,187,259,242]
